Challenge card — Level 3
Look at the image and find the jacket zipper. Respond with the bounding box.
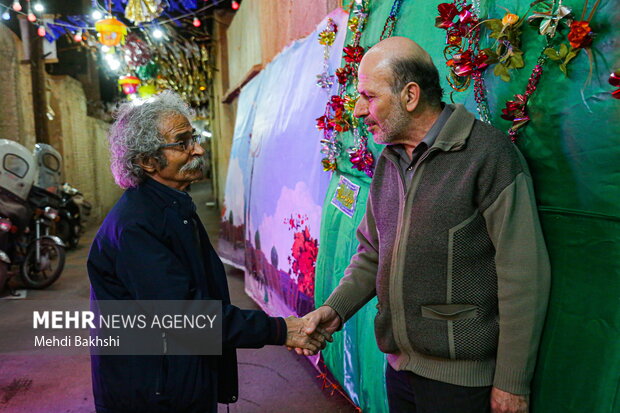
[155,332,168,396]
[387,148,438,364]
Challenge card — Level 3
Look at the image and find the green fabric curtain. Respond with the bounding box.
[315,1,620,412]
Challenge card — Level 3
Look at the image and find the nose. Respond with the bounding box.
[191,141,205,155]
[353,97,367,118]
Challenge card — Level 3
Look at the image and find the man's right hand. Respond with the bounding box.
[294,306,342,356]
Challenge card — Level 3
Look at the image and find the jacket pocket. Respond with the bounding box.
[420,304,478,321]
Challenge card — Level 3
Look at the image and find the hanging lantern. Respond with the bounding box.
[95,17,127,47]
[118,75,140,95]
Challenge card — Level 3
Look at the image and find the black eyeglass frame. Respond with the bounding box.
[159,130,203,151]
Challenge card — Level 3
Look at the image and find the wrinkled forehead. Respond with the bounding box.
[158,112,192,136]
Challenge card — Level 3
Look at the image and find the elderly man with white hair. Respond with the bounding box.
[87,91,330,413]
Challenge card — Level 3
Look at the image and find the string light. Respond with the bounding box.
[92,10,103,20]
[231,1,239,10]
[33,2,44,12]
[37,25,46,37]
[2,11,10,20]
[27,12,36,22]
[152,28,164,39]
[73,30,83,42]
[12,0,21,12]
[192,17,201,27]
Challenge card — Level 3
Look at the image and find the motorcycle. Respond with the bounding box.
[0,139,66,292]
[56,182,91,249]
[33,144,91,249]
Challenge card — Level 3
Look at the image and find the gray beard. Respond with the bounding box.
[180,156,207,175]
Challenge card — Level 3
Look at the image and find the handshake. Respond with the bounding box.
[283,306,342,356]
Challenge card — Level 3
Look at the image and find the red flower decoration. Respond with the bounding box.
[435,3,458,29]
[349,147,374,177]
[501,94,528,121]
[343,46,364,64]
[568,21,593,49]
[336,65,353,85]
[447,50,488,77]
[610,71,620,99]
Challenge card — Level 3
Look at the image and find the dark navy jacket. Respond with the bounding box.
[87,178,286,413]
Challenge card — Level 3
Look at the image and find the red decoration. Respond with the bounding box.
[231,1,239,10]
[37,26,46,37]
[343,46,364,64]
[192,17,201,27]
[567,20,593,49]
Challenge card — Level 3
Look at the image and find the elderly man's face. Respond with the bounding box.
[152,113,206,190]
[353,56,409,145]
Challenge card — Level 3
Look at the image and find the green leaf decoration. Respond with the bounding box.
[559,63,568,76]
[564,49,580,65]
[485,19,503,32]
[544,47,561,60]
[511,52,525,69]
[559,43,568,58]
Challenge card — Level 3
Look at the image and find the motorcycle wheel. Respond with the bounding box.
[20,239,66,289]
[55,218,79,249]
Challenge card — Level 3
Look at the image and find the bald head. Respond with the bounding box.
[360,37,443,108]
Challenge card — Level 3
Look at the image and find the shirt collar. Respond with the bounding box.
[391,103,453,161]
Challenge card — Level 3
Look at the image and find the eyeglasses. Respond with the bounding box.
[159,130,202,152]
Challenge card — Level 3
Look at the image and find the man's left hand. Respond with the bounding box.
[490,387,529,413]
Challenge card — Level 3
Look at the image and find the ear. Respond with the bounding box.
[137,156,158,174]
[402,82,420,112]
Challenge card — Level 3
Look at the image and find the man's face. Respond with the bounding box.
[353,58,409,145]
[152,113,206,190]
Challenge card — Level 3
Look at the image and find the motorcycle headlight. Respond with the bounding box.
[44,207,59,221]
[0,218,11,232]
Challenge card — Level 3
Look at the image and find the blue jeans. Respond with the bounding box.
[385,364,491,413]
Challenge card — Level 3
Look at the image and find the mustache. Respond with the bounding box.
[180,156,207,173]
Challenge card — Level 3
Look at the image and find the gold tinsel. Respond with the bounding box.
[125,0,164,24]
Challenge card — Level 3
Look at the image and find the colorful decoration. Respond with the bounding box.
[135,61,159,81]
[435,0,490,122]
[138,83,158,98]
[481,9,527,82]
[501,0,566,141]
[317,0,370,173]
[316,18,338,91]
[118,75,141,95]
[610,70,620,99]
[124,0,164,24]
[123,34,152,68]
[95,17,127,47]
[543,0,599,77]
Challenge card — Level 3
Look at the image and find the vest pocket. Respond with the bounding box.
[420,304,478,321]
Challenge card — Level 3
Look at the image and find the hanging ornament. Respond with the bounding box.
[138,83,158,98]
[125,0,164,24]
[316,18,338,91]
[95,17,127,47]
[118,75,141,95]
[123,33,152,68]
[135,60,159,80]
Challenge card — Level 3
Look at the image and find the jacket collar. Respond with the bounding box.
[140,177,196,214]
[430,103,475,152]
